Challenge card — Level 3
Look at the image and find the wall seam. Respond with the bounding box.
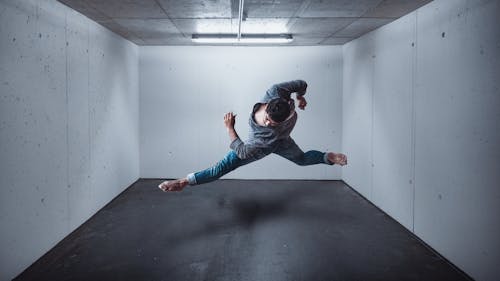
[340,46,343,180]
[87,21,91,205]
[136,46,140,178]
[64,8,70,232]
[370,41,375,200]
[410,11,418,233]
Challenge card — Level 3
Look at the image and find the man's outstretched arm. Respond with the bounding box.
[274,80,308,99]
[224,112,262,160]
[224,112,239,142]
[263,80,308,110]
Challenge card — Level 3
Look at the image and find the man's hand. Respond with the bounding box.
[224,112,236,129]
[297,96,307,110]
[224,112,239,142]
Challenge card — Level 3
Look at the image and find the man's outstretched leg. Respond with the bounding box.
[274,138,347,166]
[159,150,258,192]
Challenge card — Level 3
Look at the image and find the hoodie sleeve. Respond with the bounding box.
[229,138,264,160]
[261,80,307,103]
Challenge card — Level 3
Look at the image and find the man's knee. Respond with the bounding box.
[292,154,308,166]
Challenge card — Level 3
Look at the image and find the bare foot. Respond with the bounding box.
[158,178,189,192]
[327,152,347,166]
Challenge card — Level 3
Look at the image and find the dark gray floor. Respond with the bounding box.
[15,179,471,281]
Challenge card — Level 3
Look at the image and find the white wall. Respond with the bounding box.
[342,0,500,280]
[0,0,140,280]
[140,46,343,180]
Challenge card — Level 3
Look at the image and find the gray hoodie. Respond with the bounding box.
[229,80,307,160]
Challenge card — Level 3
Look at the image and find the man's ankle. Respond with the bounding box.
[326,152,335,165]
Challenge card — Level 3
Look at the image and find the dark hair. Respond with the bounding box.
[266,98,291,123]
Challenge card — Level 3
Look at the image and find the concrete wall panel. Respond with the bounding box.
[66,9,92,231]
[342,0,500,280]
[371,14,415,231]
[0,1,69,278]
[88,22,139,212]
[414,1,500,280]
[342,36,374,199]
[0,0,139,279]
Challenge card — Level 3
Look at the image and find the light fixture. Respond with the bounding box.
[191,33,294,44]
[191,0,293,44]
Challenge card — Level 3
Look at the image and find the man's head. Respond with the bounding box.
[266,98,292,124]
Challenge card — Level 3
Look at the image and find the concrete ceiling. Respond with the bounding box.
[58,0,432,46]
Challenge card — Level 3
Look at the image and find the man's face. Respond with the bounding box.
[264,104,280,127]
[264,114,280,127]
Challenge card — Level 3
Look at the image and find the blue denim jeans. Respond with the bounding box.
[187,139,333,185]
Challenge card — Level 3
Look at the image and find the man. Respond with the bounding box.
[159,80,347,192]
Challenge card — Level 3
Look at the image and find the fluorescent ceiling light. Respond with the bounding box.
[192,0,293,44]
[191,34,293,44]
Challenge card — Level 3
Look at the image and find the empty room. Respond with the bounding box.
[1,0,499,280]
